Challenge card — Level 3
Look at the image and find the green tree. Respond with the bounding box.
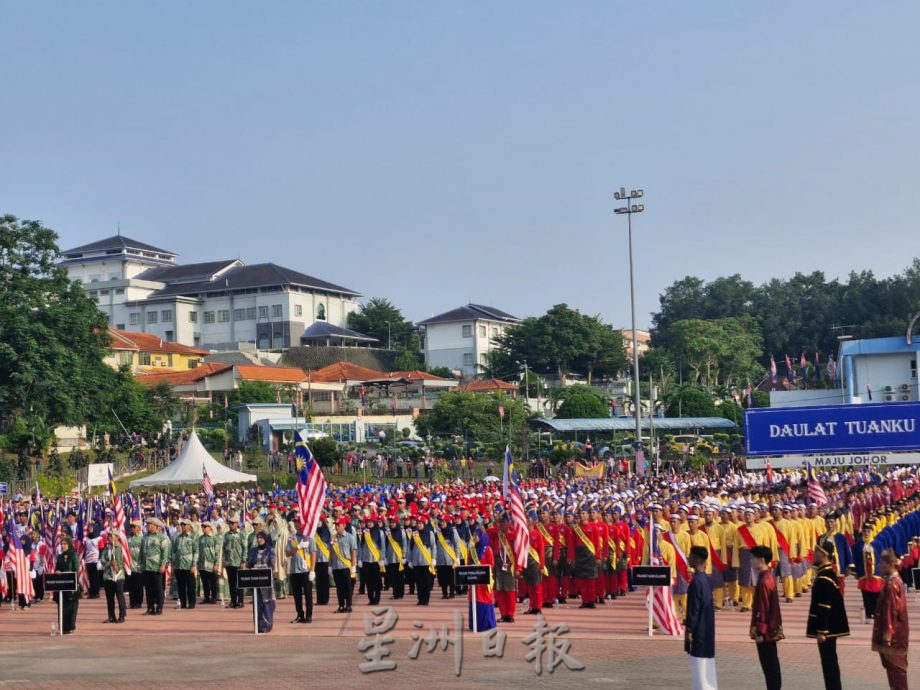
[0,215,113,426]
[231,380,277,405]
[555,385,609,419]
[346,297,412,350]
[414,391,527,447]
[428,366,455,379]
[665,384,717,417]
[47,445,65,477]
[310,436,341,468]
[392,349,424,371]
[575,317,628,384]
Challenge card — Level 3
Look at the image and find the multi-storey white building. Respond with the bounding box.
[60,235,361,351]
[417,303,519,377]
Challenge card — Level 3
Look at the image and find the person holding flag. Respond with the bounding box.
[100,523,127,623]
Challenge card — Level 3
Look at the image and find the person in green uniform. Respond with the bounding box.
[54,535,80,634]
[100,529,127,623]
[198,521,221,604]
[172,518,199,609]
[223,516,246,608]
[126,520,144,609]
[141,517,170,616]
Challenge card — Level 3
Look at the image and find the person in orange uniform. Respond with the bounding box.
[568,507,603,609]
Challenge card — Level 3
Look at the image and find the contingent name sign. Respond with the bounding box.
[745,452,920,470]
[745,401,920,456]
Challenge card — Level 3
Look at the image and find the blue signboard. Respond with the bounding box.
[0,482,6,495]
[745,401,920,456]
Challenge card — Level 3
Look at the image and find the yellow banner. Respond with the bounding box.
[574,462,604,479]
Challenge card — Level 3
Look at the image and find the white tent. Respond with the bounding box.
[130,430,257,487]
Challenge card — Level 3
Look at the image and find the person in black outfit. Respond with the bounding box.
[54,536,80,634]
[806,539,850,690]
[313,520,331,606]
[685,546,718,689]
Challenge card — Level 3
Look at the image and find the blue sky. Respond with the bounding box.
[2,2,918,328]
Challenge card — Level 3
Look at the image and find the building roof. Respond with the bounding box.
[309,362,385,383]
[301,321,377,342]
[134,260,241,284]
[235,365,307,383]
[108,329,210,356]
[459,378,517,393]
[839,336,920,357]
[418,303,519,326]
[388,370,449,382]
[147,262,360,299]
[135,362,231,386]
[62,235,175,258]
[530,417,738,432]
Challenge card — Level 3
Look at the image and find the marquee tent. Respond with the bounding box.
[130,430,257,487]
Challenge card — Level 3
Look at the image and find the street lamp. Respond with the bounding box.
[614,187,645,475]
[385,321,392,350]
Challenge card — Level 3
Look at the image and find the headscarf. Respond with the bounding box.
[474,527,490,560]
[255,530,273,550]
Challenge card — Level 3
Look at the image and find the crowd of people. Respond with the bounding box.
[1,462,917,689]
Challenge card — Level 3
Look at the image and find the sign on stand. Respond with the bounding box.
[44,572,77,636]
[454,565,492,633]
[237,568,272,635]
[632,566,671,587]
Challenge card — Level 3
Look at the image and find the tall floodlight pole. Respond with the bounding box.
[614,187,645,476]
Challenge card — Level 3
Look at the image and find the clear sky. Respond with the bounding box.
[2,2,918,329]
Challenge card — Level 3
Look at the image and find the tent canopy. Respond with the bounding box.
[130,430,257,487]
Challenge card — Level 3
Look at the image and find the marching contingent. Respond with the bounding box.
[1,433,917,690]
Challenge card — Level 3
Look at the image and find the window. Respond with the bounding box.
[480,353,488,365]
[294,304,302,317]
[188,311,197,323]
[463,353,474,366]
[187,359,199,369]
[491,327,499,338]
[316,304,325,320]
[139,352,151,366]
[204,311,215,324]
[165,331,174,343]
[272,304,283,318]
[258,306,269,320]
[115,288,125,295]
[218,310,230,322]
[478,325,486,338]
[116,351,132,366]
[233,308,245,321]
[115,323,125,330]
[246,307,257,320]
[99,289,109,296]
[89,274,102,283]
[108,273,120,281]
[147,311,158,324]
[129,312,140,325]
[462,324,472,338]
[161,310,172,322]
[88,290,98,297]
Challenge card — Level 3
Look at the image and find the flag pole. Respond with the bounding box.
[648,518,654,637]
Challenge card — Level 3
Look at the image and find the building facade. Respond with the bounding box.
[417,303,519,378]
[60,235,361,351]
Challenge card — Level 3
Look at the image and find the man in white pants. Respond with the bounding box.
[685,545,718,690]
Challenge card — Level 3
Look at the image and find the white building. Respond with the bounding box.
[417,303,519,378]
[60,235,361,351]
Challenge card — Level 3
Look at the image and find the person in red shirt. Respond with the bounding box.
[521,511,545,615]
[568,507,603,609]
[537,506,558,609]
[557,509,575,602]
[750,545,784,690]
[872,548,909,690]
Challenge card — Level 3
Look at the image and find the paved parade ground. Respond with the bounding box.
[1,583,916,689]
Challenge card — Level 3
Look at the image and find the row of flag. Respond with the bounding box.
[770,353,837,383]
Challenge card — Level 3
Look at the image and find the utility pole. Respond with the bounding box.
[614,187,645,475]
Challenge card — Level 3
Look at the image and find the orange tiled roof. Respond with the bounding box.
[136,362,230,386]
[108,329,210,356]
[310,362,385,383]
[459,378,517,392]
[235,365,307,383]
[388,370,449,382]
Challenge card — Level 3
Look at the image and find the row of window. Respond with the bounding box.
[461,324,503,339]
[126,303,302,326]
[88,288,125,297]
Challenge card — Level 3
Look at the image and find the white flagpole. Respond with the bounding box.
[648,518,654,637]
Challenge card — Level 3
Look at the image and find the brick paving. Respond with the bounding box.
[0,584,917,689]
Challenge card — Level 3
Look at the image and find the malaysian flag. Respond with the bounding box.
[502,446,528,571]
[9,523,34,602]
[806,461,829,506]
[646,520,683,636]
[202,464,214,499]
[293,431,327,539]
[108,470,133,575]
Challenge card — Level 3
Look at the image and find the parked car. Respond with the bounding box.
[665,434,718,456]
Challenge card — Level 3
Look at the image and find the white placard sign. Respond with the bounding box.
[87,462,115,487]
[746,452,920,470]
